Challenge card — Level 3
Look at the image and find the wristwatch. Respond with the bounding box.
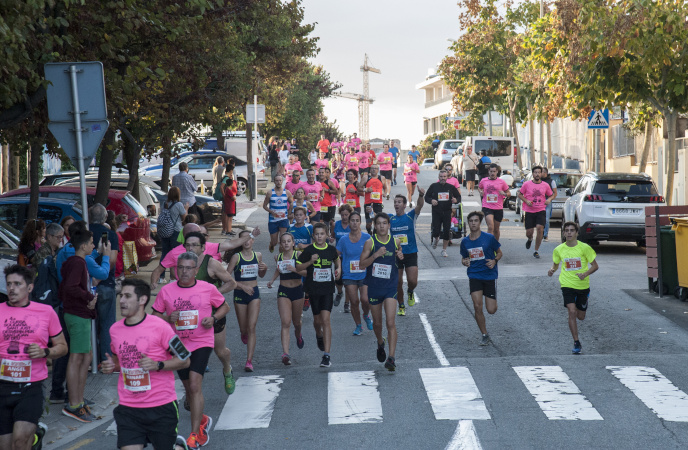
[212,316,218,324]
[157,361,165,372]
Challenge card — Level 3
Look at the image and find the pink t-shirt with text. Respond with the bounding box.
[110,314,177,408]
[344,153,359,171]
[161,242,221,279]
[285,180,307,196]
[377,152,393,171]
[351,137,362,150]
[0,301,62,383]
[404,162,419,183]
[315,159,329,170]
[152,280,226,351]
[357,151,370,169]
[284,162,303,177]
[303,181,323,211]
[520,180,553,213]
[479,178,510,210]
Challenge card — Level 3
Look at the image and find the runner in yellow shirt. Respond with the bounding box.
[547,221,599,354]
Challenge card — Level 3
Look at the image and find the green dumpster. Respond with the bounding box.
[657,226,679,296]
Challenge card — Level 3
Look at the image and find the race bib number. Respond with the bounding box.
[0,359,31,382]
[319,205,328,212]
[564,258,582,271]
[486,194,498,203]
[438,192,450,201]
[314,268,332,282]
[122,367,151,392]
[349,260,365,273]
[347,199,357,206]
[383,157,391,163]
[241,264,259,278]
[272,211,286,219]
[372,263,392,279]
[371,192,381,200]
[396,234,408,246]
[308,193,319,202]
[176,310,199,330]
[278,259,295,274]
[350,157,358,163]
[469,247,485,261]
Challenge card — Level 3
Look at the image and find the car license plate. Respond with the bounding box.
[552,203,563,209]
[613,208,641,215]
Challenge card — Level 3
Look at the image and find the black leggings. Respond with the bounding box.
[431,209,452,240]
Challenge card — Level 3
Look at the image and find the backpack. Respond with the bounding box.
[213,183,224,201]
[31,254,60,308]
[157,202,180,238]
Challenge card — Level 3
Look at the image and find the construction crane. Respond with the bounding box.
[331,54,381,142]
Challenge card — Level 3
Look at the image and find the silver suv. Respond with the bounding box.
[434,139,464,170]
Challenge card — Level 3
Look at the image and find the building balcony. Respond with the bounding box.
[424,95,453,109]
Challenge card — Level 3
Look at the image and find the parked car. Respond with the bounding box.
[150,189,222,225]
[434,139,464,170]
[40,165,129,186]
[516,169,583,221]
[420,158,435,168]
[0,187,156,264]
[0,220,23,300]
[562,172,664,245]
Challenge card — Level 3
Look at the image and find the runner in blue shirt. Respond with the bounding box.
[336,211,373,336]
[288,207,313,250]
[459,211,503,346]
[390,188,425,316]
[408,145,421,163]
[331,204,353,310]
[388,140,400,186]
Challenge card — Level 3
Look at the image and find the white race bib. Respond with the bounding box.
[486,193,498,203]
[564,258,582,271]
[313,268,332,282]
[0,359,31,382]
[308,193,319,202]
[278,259,295,274]
[175,310,199,330]
[469,247,485,261]
[122,367,151,392]
[438,192,450,201]
[349,260,365,273]
[241,264,259,278]
[372,263,392,279]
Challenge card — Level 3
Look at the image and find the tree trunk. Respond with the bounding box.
[637,120,653,174]
[120,126,141,201]
[664,110,677,205]
[487,110,493,136]
[508,96,523,172]
[27,138,42,220]
[546,119,552,168]
[11,151,20,190]
[216,129,225,153]
[527,101,535,168]
[161,135,172,193]
[94,128,116,205]
[1,144,8,193]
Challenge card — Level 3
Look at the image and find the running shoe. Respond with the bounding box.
[386,194,390,200]
[244,360,254,372]
[343,302,350,313]
[176,435,190,450]
[432,240,438,249]
[186,433,200,450]
[573,340,582,354]
[32,422,47,450]
[377,340,387,362]
[480,334,491,346]
[316,336,325,351]
[525,239,532,249]
[62,404,94,423]
[408,292,416,306]
[296,333,304,349]
[353,324,362,336]
[197,415,212,446]
[533,251,540,259]
[384,357,396,372]
[397,305,406,316]
[334,292,343,307]
[268,243,275,253]
[282,353,292,365]
[224,368,236,395]
[441,250,448,257]
[303,298,310,311]
[363,314,373,330]
[320,354,331,368]
[543,236,549,241]
[241,334,248,345]
[49,392,65,404]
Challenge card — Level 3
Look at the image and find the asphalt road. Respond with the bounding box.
[53,166,688,450]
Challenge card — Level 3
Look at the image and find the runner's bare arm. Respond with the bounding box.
[152,309,181,325]
[358,239,382,269]
[295,252,318,271]
[263,192,272,214]
[257,252,268,278]
[306,201,316,219]
[219,228,259,252]
[208,258,237,294]
[578,259,599,280]
[203,301,231,329]
[150,263,165,289]
[415,187,426,215]
[517,189,531,206]
[28,332,67,360]
[100,353,119,374]
[139,352,190,372]
[548,262,560,277]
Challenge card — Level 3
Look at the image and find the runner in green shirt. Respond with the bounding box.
[548,221,599,354]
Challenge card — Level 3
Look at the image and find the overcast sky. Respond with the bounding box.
[302,0,462,149]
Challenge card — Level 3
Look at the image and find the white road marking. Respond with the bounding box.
[419,367,491,420]
[215,375,284,430]
[328,371,383,425]
[462,201,481,207]
[419,313,450,366]
[513,366,603,420]
[235,205,258,224]
[607,366,688,421]
[445,420,483,450]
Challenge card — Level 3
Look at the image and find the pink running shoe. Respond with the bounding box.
[244,360,254,372]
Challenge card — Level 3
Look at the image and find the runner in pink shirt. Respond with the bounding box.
[303,169,324,219]
[344,147,360,172]
[152,252,229,449]
[478,164,511,241]
[351,134,362,150]
[517,165,555,258]
[285,171,308,196]
[315,152,329,171]
[357,148,370,175]
[403,154,420,207]
[0,265,67,449]
[103,278,191,450]
[377,145,394,199]
[284,154,303,178]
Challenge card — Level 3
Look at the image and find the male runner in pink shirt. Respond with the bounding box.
[478,163,510,241]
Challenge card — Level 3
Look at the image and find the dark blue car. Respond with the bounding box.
[0,197,83,230]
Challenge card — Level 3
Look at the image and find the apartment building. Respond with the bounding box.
[416,69,452,138]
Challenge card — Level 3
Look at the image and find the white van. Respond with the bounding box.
[462,136,518,176]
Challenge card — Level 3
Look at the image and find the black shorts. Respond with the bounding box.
[213,315,227,334]
[360,167,370,175]
[465,169,476,182]
[321,206,333,223]
[381,170,393,180]
[277,284,305,302]
[0,380,44,434]
[310,293,334,315]
[392,162,398,168]
[312,212,322,222]
[396,252,418,269]
[177,347,213,380]
[482,207,504,223]
[364,203,383,223]
[234,287,260,305]
[562,287,590,311]
[525,210,547,229]
[405,181,417,186]
[469,278,497,299]
[114,401,178,450]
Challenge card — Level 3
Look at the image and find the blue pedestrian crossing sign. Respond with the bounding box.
[588,109,610,129]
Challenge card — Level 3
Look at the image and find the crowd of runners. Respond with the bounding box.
[0,139,600,450]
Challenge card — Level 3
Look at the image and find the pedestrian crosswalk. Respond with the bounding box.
[214,364,688,430]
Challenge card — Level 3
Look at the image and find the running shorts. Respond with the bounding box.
[213,315,227,334]
[0,381,44,434]
[311,212,322,222]
[114,401,178,450]
[234,287,260,305]
[465,169,476,182]
[482,207,504,223]
[381,170,393,180]
[268,219,290,235]
[277,284,305,302]
[360,167,370,175]
[310,293,334,315]
[524,210,546,229]
[561,287,589,311]
[343,279,366,287]
[368,289,397,306]
[469,279,497,299]
[64,313,92,353]
[177,347,213,380]
[396,252,418,269]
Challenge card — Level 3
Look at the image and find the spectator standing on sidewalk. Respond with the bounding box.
[221,165,238,236]
[309,148,318,166]
[159,187,186,284]
[211,156,226,199]
[172,161,199,217]
[267,137,280,181]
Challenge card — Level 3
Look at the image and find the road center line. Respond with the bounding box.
[445,420,483,450]
[419,313,450,366]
